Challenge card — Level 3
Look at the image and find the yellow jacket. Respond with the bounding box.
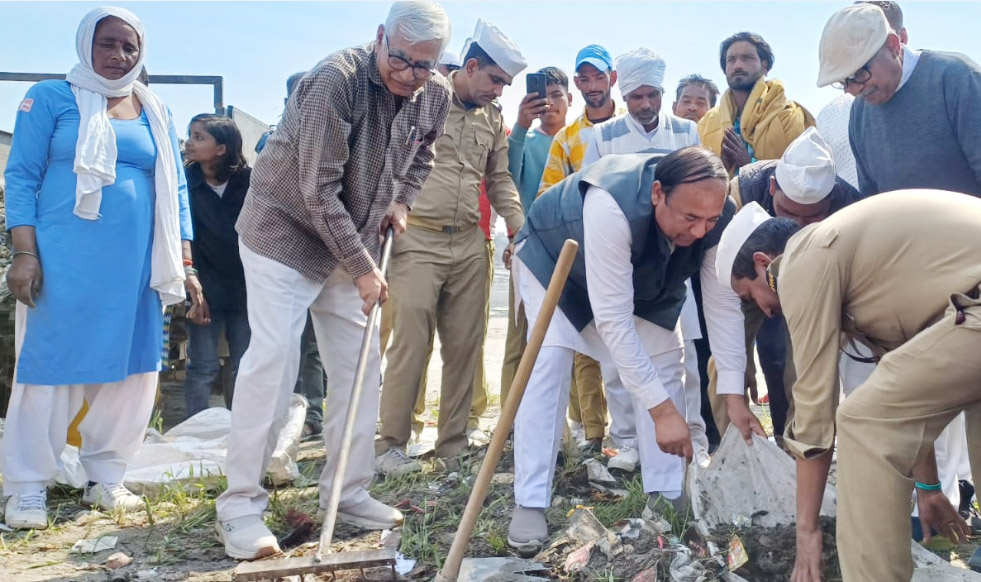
[697,78,815,166]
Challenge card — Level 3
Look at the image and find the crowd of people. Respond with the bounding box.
[2,2,980,581]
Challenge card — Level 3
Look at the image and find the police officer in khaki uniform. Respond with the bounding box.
[377,19,526,475]
[717,192,981,582]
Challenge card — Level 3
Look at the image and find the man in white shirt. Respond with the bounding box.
[583,48,701,166]
[581,48,709,469]
[507,147,749,554]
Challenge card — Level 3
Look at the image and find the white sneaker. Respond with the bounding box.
[607,444,640,472]
[336,497,404,530]
[375,448,422,477]
[569,421,586,444]
[82,482,143,511]
[3,490,48,530]
[216,515,281,560]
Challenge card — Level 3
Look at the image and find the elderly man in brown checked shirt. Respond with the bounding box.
[376,19,527,475]
[212,1,452,561]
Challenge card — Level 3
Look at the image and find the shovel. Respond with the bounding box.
[435,238,579,582]
[234,227,399,581]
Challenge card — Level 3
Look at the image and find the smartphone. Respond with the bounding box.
[526,72,547,99]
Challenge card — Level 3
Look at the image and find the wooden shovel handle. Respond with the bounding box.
[436,238,579,582]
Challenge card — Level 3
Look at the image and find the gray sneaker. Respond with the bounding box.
[375,448,422,477]
[508,506,548,556]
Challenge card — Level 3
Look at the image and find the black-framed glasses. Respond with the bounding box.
[383,35,436,80]
[832,65,872,91]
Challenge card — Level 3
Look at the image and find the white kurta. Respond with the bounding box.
[512,186,744,504]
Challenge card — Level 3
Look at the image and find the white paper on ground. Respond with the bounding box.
[47,395,308,493]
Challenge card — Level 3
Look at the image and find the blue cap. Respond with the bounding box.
[575,44,614,72]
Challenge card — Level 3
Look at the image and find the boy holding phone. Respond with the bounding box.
[501,67,572,397]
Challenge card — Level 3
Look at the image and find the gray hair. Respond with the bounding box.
[384,1,452,53]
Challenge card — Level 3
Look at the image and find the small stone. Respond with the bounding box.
[552,496,566,508]
[106,552,132,570]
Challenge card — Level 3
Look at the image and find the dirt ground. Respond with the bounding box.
[2,253,979,581]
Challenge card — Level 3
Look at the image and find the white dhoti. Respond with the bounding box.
[511,255,686,508]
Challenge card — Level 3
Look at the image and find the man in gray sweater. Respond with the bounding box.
[817,4,981,198]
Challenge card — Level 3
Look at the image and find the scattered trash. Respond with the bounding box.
[563,540,595,573]
[457,557,548,581]
[583,458,617,484]
[70,535,118,554]
[106,552,133,570]
[135,569,161,581]
[0,522,12,533]
[726,535,748,571]
[631,568,658,582]
[394,553,416,576]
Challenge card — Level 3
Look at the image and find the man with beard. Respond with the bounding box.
[698,31,814,433]
[698,32,814,176]
[818,4,981,198]
[673,74,719,124]
[580,47,708,469]
[537,44,626,456]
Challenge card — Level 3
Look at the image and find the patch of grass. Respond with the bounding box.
[591,475,647,527]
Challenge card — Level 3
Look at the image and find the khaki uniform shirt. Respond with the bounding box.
[409,72,525,235]
[775,190,981,459]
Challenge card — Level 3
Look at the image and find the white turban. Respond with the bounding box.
[616,47,666,99]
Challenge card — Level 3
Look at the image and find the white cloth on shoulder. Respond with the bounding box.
[66,6,185,306]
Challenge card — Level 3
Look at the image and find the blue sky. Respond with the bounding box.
[1,1,979,137]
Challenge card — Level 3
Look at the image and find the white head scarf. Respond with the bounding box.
[615,48,666,99]
[66,6,185,305]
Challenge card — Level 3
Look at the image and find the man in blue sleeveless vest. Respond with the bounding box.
[507,147,753,552]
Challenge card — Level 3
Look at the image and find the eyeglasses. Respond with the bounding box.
[832,65,872,91]
[383,36,436,80]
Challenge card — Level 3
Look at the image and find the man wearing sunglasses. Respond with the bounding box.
[377,19,527,476]
[818,4,981,199]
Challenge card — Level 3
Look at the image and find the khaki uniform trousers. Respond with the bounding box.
[501,279,527,407]
[379,240,493,435]
[379,224,487,459]
[707,300,795,437]
[568,354,608,440]
[835,291,981,581]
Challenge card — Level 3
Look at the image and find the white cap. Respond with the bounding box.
[716,202,773,290]
[616,47,666,99]
[470,19,527,78]
[774,127,836,204]
[439,51,461,68]
[460,38,473,63]
[817,4,890,87]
